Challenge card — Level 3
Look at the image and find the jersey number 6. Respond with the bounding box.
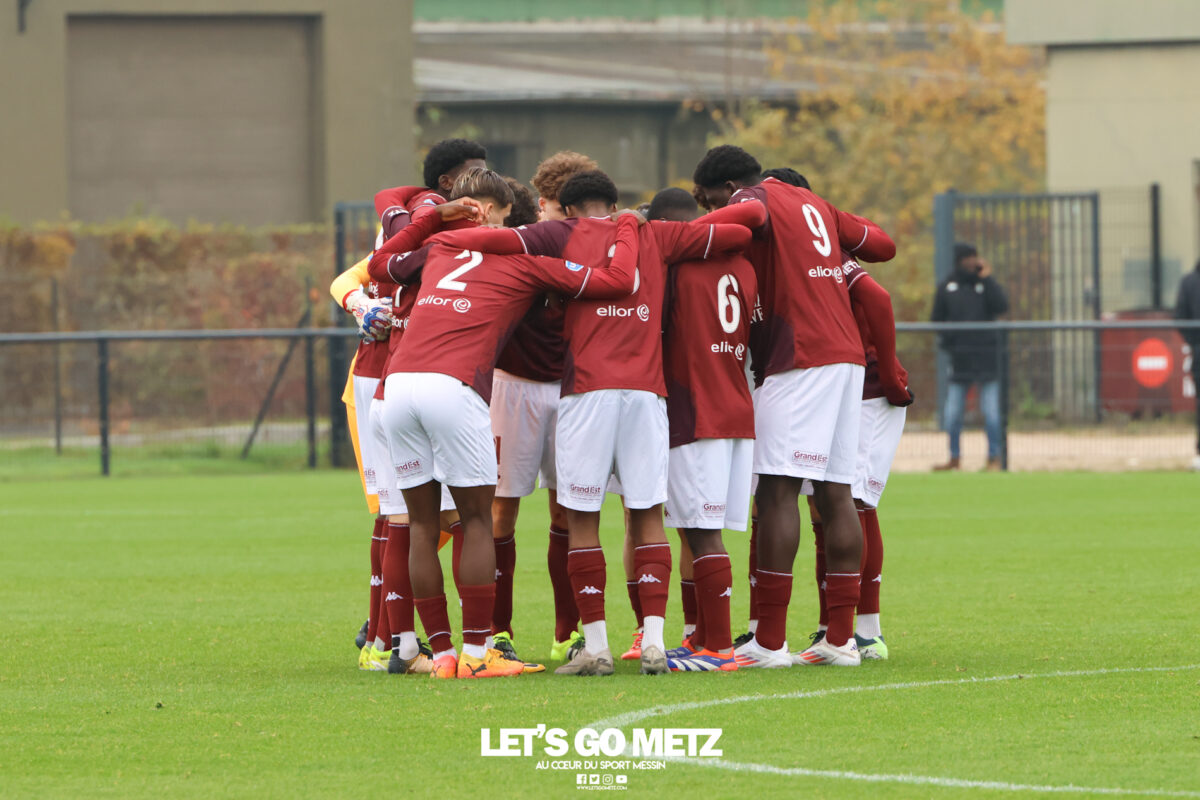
[717,274,741,334]
[437,250,483,291]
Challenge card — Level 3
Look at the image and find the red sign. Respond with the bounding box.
[1131,337,1173,388]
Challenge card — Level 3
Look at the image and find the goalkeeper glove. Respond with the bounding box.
[344,290,393,340]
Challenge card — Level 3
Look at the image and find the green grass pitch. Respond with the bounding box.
[1,470,1198,799]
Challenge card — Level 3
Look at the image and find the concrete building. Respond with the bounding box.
[1008,0,1200,309]
[0,0,414,225]
[413,18,814,205]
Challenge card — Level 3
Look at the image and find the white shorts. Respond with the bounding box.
[490,370,560,497]
[665,438,753,531]
[371,387,460,513]
[753,363,865,485]
[382,372,497,490]
[556,389,668,512]
[851,397,906,508]
[353,375,385,497]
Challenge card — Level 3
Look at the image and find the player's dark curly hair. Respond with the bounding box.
[503,178,539,227]
[646,187,698,221]
[558,170,619,210]
[423,138,487,190]
[692,145,762,188]
[762,167,810,189]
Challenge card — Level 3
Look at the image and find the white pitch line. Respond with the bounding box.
[677,758,1200,798]
[588,663,1200,731]
[585,663,1200,798]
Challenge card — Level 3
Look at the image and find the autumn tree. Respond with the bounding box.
[706,0,1044,320]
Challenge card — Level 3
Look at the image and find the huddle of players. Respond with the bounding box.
[333,138,912,679]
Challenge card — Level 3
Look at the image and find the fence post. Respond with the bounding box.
[305,331,317,469]
[1149,182,1162,309]
[1090,192,1102,423]
[97,338,110,477]
[329,205,350,468]
[933,191,956,433]
[52,278,63,455]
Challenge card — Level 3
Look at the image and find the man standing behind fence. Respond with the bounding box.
[1175,259,1200,471]
[932,243,1009,471]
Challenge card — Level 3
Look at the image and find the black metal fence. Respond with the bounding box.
[2,320,1196,478]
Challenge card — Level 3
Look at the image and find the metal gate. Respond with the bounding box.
[932,191,1103,466]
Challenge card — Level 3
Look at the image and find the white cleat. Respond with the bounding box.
[733,637,792,668]
[793,636,861,666]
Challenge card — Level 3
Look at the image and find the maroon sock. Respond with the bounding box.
[450,521,464,592]
[366,517,386,645]
[626,581,644,629]
[633,543,671,621]
[693,592,707,650]
[548,526,579,641]
[748,516,759,624]
[825,572,861,647]
[492,535,516,637]
[680,580,697,630]
[414,594,453,654]
[813,521,828,628]
[693,553,733,651]
[382,522,414,636]
[755,568,792,651]
[567,547,607,624]
[859,508,883,615]
[459,583,496,649]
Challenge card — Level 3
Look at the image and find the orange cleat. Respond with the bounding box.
[457,648,524,678]
[620,631,643,661]
[430,654,458,678]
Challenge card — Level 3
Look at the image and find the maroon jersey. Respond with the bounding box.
[663,253,758,447]
[494,300,565,382]
[374,186,442,243]
[508,217,751,397]
[728,178,868,377]
[841,260,909,403]
[394,216,641,403]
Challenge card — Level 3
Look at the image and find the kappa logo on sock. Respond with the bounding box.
[385,591,403,601]
[637,573,662,584]
[370,575,384,587]
[719,587,733,597]
[495,569,502,580]
[872,575,882,583]
[578,586,602,595]
[748,575,757,587]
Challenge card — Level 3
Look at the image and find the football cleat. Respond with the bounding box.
[733,637,793,669]
[808,629,827,647]
[553,647,615,676]
[640,644,668,675]
[666,636,699,659]
[457,649,525,679]
[357,645,372,671]
[388,648,434,675]
[620,631,643,661]
[854,633,888,661]
[430,654,458,678]
[732,630,754,649]
[355,620,368,650]
[793,636,861,666]
[493,632,545,673]
[550,630,584,663]
[362,646,391,672]
[668,648,738,672]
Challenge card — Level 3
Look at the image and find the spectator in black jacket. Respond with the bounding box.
[931,243,1009,471]
[1175,259,1200,470]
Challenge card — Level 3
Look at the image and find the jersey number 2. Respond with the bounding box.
[437,250,482,291]
[717,274,741,334]
[802,204,832,257]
